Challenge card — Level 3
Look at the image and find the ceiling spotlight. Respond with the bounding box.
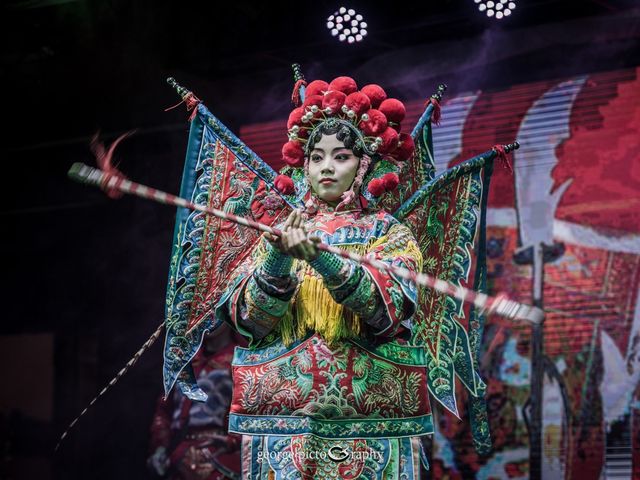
[328,7,367,43]
[475,0,515,19]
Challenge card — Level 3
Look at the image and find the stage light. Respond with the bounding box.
[475,0,515,19]
[328,7,367,43]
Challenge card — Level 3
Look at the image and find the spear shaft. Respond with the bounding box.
[68,162,543,325]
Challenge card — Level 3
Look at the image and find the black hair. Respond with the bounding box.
[306,122,364,158]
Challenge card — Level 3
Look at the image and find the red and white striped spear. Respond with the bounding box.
[68,161,544,326]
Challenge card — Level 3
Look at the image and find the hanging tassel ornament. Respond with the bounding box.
[291,63,308,107]
[89,131,135,199]
[429,97,442,126]
[291,79,308,107]
[492,141,519,174]
[165,77,202,122]
[424,84,447,126]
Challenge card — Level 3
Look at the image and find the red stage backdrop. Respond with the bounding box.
[240,67,640,479]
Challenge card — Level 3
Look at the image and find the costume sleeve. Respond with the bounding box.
[309,221,422,337]
[233,238,298,342]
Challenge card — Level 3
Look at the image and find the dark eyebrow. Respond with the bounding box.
[310,147,351,153]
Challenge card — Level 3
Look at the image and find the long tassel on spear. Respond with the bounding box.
[56,136,543,451]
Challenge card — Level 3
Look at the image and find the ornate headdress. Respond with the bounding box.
[274,66,416,205]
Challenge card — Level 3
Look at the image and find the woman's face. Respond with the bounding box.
[308,134,360,205]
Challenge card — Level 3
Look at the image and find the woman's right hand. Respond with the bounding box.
[264,208,300,252]
[265,209,318,261]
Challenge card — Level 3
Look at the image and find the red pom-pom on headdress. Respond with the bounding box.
[287,107,304,130]
[367,178,385,196]
[282,141,305,167]
[302,94,324,119]
[379,99,406,124]
[305,80,329,98]
[345,92,371,116]
[394,133,415,161]
[382,172,399,191]
[303,94,324,109]
[361,84,387,108]
[359,109,388,136]
[376,127,399,154]
[322,91,347,114]
[283,75,414,169]
[274,174,296,195]
[329,77,358,95]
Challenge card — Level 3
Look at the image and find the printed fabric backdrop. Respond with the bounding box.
[239,67,640,479]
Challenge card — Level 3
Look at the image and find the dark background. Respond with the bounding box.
[1,1,638,478]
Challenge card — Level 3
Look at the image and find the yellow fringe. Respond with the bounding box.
[294,275,360,345]
[276,224,425,347]
[278,242,373,346]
